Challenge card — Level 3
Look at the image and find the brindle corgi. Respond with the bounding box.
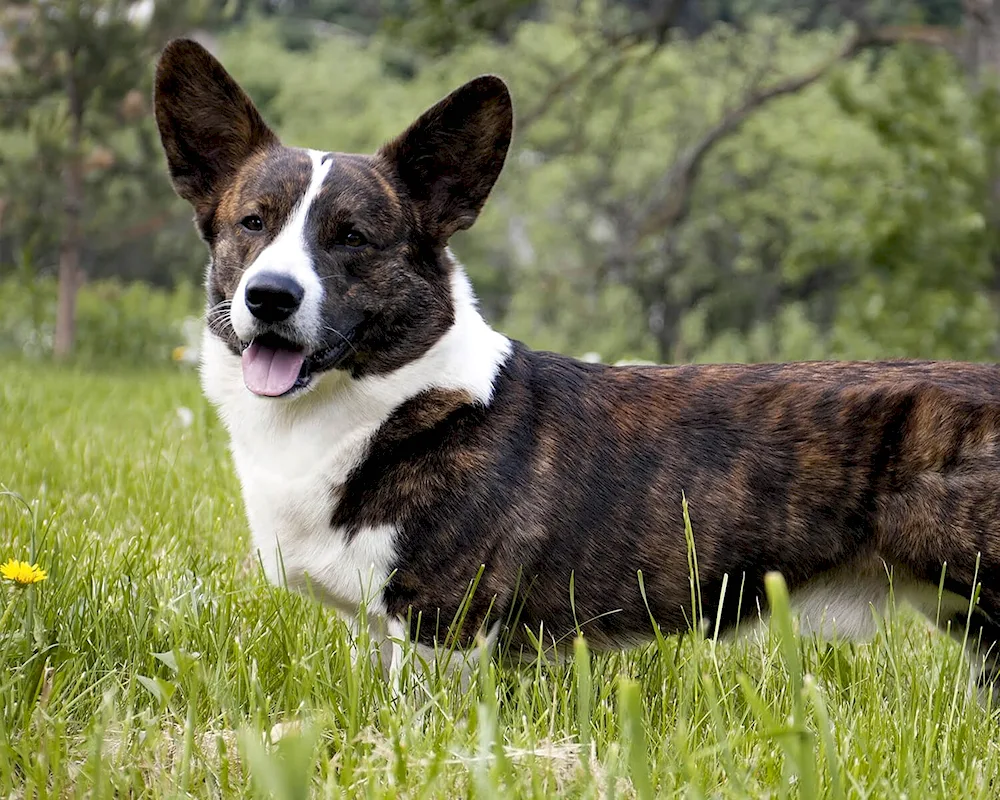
[154,38,1000,691]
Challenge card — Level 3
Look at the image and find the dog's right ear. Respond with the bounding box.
[154,39,278,213]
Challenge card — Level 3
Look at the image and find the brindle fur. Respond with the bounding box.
[155,40,1000,687]
[334,352,1000,661]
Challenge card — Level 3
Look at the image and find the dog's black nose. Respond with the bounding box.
[245,272,304,323]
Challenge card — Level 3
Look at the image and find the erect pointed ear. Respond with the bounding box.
[379,75,513,240]
[153,39,278,212]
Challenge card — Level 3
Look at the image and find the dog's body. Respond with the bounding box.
[156,40,1000,684]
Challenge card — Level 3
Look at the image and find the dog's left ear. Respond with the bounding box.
[380,75,513,240]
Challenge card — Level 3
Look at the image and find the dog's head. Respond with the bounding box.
[153,39,512,397]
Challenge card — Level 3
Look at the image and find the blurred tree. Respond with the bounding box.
[211,7,998,364]
[226,0,385,45]
[505,3,971,360]
[383,0,961,59]
[0,0,212,358]
[2,0,993,367]
[956,0,1000,355]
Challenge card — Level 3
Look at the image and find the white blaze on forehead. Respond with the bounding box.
[230,149,333,345]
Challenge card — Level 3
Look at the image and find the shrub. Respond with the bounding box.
[0,276,201,369]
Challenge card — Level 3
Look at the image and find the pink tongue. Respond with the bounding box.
[241,342,307,397]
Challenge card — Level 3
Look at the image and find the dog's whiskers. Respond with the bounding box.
[204,301,239,345]
[205,302,232,324]
[206,312,230,324]
[207,314,234,331]
[323,324,358,356]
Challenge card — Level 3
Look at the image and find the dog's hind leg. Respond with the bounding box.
[876,472,1000,705]
[928,597,1000,706]
[955,609,1000,706]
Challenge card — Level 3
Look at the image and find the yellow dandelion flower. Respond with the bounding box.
[172,346,187,362]
[0,559,47,585]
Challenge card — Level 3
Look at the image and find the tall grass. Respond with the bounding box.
[1,361,998,797]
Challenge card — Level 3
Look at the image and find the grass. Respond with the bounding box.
[2,359,1000,798]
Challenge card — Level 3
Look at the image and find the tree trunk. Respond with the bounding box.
[961,2,1000,356]
[54,46,84,360]
[962,0,1000,82]
[0,197,6,267]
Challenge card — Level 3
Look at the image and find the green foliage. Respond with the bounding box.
[3,2,997,365]
[0,0,215,287]
[0,276,201,367]
[227,7,990,365]
[383,0,536,57]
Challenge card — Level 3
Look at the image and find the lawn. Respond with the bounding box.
[2,360,999,798]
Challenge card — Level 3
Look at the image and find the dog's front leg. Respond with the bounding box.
[386,617,408,697]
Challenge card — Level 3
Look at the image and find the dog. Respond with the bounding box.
[154,38,1000,691]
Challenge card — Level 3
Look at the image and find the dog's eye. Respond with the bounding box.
[240,215,264,232]
[343,230,368,248]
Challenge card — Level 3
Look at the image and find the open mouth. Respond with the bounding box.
[240,332,353,398]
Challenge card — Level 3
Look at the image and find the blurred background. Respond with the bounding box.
[1,0,998,369]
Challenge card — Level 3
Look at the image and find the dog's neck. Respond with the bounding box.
[200,259,511,459]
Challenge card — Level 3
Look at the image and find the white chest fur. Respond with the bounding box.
[201,339,399,614]
[200,267,511,621]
